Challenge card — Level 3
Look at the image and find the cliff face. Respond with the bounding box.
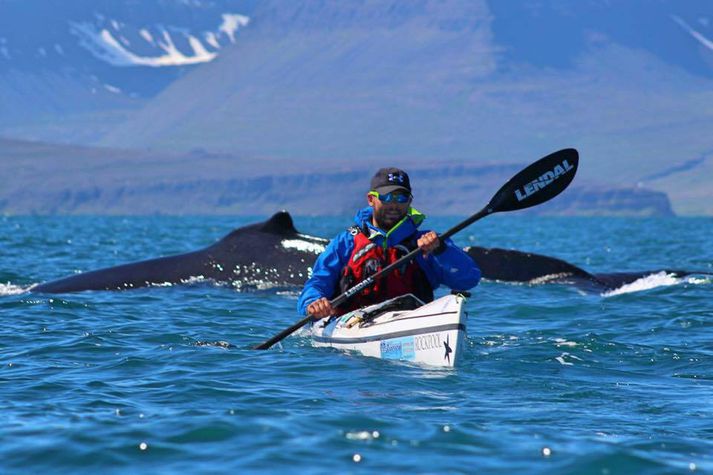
[0,139,674,216]
[529,187,674,217]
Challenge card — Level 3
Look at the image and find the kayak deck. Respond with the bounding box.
[311,293,467,367]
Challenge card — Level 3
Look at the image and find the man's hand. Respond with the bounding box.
[307,297,335,320]
[417,231,442,257]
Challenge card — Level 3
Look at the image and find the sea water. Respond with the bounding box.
[1,215,712,474]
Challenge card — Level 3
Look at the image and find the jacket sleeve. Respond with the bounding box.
[297,231,353,316]
[416,237,481,291]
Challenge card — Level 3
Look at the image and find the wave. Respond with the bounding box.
[602,272,711,297]
[0,282,31,296]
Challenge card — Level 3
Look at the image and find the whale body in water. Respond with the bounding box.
[463,247,699,293]
[31,211,707,294]
[32,211,327,293]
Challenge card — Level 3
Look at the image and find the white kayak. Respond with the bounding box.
[310,293,467,367]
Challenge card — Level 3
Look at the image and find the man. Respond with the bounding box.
[297,167,481,319]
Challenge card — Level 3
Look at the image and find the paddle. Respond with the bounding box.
[253,148,579,350]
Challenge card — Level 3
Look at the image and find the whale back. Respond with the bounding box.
[33,211,326,293]
[465,246,595,284]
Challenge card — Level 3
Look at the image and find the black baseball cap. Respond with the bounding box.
[370,167,411,194]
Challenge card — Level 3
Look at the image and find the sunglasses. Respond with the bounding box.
[369,191,412,204]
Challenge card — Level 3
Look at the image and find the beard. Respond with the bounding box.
[373,205,408,230]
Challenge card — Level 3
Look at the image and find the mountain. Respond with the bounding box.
[1,0,712,214]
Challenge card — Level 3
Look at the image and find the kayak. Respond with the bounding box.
[310,293,467,367]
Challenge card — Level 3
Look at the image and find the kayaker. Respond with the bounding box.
[298,167,481,319]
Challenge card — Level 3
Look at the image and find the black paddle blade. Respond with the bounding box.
[488,148,579,212]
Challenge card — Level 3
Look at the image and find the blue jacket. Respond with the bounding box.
[297,206,481,315]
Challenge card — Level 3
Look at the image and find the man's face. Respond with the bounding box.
[367,191,412,230]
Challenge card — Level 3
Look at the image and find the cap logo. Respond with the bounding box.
[388,173,404,184]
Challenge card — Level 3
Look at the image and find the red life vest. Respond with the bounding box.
[335,226,434,315]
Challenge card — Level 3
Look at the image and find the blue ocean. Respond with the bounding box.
[1,215,712,474]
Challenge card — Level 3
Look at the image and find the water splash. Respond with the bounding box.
[0,282,30,295]
[601,271,707,297]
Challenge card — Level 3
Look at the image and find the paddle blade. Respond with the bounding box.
[488,148,579,212]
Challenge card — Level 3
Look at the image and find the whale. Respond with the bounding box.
[32,211,328,293]
[463,246,703,293]
[32,211,708,294]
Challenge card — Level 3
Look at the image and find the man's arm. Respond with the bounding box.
[417,235,481,291]
[297,232,353,316]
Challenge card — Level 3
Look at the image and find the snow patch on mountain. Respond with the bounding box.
[104,84,121,94]
[69,13,249,68]
[205,32,220,49]
[672,15,713,52]
[140,29,154,44]
[220,13,249,43]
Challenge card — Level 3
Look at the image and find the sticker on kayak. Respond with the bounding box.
[380,337,415,360]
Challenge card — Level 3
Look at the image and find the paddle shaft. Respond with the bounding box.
[253,315,314,350]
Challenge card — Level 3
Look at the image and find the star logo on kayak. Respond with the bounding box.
[443,335,452,364]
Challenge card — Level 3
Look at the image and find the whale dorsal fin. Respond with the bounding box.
[260,211,298,235]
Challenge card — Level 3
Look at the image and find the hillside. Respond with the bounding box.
[0,1,711,214]
[0,138,673,216]
[96,0,713,214]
